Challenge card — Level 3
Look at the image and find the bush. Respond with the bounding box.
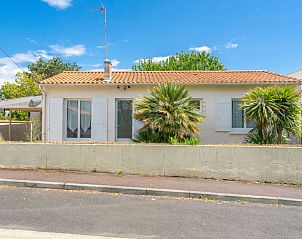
[242,85,302,144]
[134,128,200,145]
[25,120,41,142]
[0,135,5,143]
[133,128,172,143]
[245,126,289,144]
[169,136,200,145]
[134,83,203,140]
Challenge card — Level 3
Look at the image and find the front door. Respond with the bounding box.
[116,99,133,141]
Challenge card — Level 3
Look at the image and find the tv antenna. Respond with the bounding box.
[92,2,107,61]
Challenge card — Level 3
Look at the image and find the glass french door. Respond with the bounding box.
[116,99,133,141]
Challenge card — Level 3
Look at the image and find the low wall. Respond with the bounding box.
[0,143,301,184]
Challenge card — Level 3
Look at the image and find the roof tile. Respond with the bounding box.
[40,70,301,85]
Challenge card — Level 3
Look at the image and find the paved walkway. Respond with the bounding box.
[0,168,302,199]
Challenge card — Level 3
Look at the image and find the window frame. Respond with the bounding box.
[115,98,134,142]
[231,98,254,132]
[191,98,206,116]
[64,99,92,141]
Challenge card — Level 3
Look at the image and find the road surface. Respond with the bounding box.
[0,186,301,238]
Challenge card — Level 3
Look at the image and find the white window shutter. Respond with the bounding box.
[133,119,144,139]
[48,97,63,142]
[215,97,232,131]
[92,98,108,142]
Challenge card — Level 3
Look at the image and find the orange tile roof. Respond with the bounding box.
[40,70,301,85]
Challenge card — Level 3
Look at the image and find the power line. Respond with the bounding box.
[0,47,25,72]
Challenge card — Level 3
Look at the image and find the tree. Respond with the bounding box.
[134,83,203,143]
[242,86,302,144]
[0,57,80,120]
[241,87,278,144]
[1,72,42,99]
[1,72,43,120]
[28,57,80,79]
[132,51,224,71]
[272,86,301,144]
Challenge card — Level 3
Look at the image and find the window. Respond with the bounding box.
[191,99,205,116]
[66,100,91,139]
[232,99,255,129]
[191,99,201,111]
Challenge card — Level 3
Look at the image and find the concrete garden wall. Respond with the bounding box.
[0,143,301,184]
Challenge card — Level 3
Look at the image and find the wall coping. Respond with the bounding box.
[0,142,301,149]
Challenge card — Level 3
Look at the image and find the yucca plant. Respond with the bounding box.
[242,87,279,144]
[134,83,203,142]
[272,86,302,144]
[242,85,302,144]
[245,126,289,144]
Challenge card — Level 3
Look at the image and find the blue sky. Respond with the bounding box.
[0,0,302,84]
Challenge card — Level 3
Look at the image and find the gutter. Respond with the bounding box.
[39,85,47,142]
[38,82,302,87]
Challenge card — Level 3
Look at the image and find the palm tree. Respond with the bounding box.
[134,83,203,141]
[272,86,302,144]
[242,87,279,144]
[242,85,302,144]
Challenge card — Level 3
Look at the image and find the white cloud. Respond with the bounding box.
[189,45,212,53]
[225,42,239,49]
[0,50,53,85]
[134,55,170,64]
[96,43,114,49]
[0,50,53,65]
[89,63,102,68]
[26,37,37,44]
[111,59,120,68]
[49,44,86,57]
[86,59,121,71]
[41,0,72,10]
[0,64,23,85]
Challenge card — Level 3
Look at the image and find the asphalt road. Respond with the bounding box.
[0,186,301,239]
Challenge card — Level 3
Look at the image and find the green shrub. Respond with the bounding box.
[116,170,124,176]
[134,128,200,145]
[0,135,5,143]
[25,120,41,142]
[133,128,172,143]
[169,136,200,145]
[134,83,203,140]
[245,126,289,144]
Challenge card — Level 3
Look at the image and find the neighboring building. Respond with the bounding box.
[288,69,302,79]
[40,65,301,144]
[0,96,42,141]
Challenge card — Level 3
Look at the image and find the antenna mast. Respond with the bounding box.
[92,2,107,61]
[100,2,107,61]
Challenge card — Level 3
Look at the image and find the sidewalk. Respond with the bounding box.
[1,168,302,200]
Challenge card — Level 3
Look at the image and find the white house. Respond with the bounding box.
[40,62,301,144]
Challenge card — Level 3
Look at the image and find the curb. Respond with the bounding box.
[0,178,302,206]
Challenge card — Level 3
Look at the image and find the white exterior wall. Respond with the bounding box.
[43,84,300,144]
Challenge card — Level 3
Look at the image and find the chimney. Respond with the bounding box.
[104,61,112,82]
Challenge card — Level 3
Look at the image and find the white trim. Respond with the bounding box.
[231,98,255,130]
[191,98,206,116]
[230,128,252,134]
[64,99,92,141]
